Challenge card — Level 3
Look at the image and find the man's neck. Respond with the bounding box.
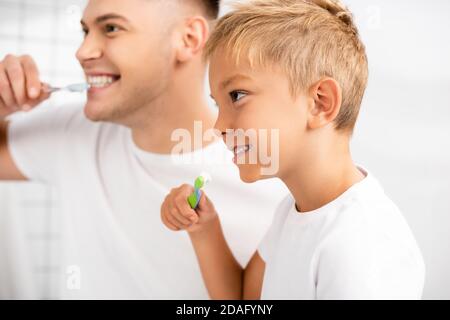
[282,135,365,214]
[131,97,217,155]
[130,61,218,155]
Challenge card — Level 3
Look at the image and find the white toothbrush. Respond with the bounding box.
[43,83,90,93]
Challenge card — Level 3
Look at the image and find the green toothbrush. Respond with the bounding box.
[187,172,212,209]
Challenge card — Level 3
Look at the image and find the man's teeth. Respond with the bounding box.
[87,76,118,88]
[234,145,251,156]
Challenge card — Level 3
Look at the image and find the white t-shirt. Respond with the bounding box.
[8,104,288,299]
[258,168,425,300]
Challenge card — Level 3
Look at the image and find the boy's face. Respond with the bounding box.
[209,50,310,183]
[76,0,176,123]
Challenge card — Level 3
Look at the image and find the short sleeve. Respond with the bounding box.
[258,195,292,263]
[7,104,81,185]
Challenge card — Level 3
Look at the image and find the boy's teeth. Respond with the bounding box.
[234,145,250,155]
[87,76,117,88]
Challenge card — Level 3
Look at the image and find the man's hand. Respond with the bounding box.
[161,184,218,233]
[0,54,50,118]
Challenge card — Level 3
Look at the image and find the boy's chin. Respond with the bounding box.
[237,165,264,183]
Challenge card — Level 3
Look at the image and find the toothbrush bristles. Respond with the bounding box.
[200,172,212,184]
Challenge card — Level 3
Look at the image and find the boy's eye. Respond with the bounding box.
[229,91,247,103]
[82,28,89,37]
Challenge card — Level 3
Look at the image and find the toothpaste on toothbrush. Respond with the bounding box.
[187,172,212,209]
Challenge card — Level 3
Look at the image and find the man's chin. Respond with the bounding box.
[83,102,110,122]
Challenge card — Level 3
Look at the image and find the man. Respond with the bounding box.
[0,0,286,299]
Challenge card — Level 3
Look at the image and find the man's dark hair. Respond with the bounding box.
[201,0,220,18]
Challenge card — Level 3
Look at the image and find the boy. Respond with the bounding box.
[161,0,425,299]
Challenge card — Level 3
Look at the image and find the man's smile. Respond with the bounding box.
[85,72,121,96]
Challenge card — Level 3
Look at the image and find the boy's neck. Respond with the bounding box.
[282,137,365,214]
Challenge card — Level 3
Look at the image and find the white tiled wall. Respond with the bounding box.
[0,0,86,299]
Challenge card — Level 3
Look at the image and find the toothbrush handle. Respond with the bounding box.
[43,87,60,93]
[188,189,202,209]
[41,83,60,93]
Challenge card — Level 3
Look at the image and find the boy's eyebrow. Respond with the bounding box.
[80,13,130,27]
[220,74,252,89]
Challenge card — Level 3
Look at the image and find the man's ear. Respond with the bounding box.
[307,77,342,130]
[175,16,209,63]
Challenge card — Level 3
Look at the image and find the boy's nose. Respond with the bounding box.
[213,112,228,139]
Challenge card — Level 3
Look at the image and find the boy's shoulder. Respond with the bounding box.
[323,173,404,236]
[270,194,296,223]
[318,173,423,264]
[273,170,416,250]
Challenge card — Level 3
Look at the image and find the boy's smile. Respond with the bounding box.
[231,143,253,161]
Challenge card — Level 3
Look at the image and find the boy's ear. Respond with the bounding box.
[307,77,342,130]
[174,16,209,63]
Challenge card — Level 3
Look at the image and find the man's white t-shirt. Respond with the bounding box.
[8,104,288,299]
[258,167,425,300]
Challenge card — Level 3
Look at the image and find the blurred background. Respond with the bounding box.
[0,0,86,299]
[0,0,449,299]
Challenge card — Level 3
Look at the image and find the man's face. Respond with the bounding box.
[76,0,175,123]
[209,50,310,183]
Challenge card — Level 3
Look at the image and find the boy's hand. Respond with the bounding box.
[0,54,50,118]
[161,184,218,233]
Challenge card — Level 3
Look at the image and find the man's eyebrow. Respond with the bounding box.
[220,74,252,89]
[80,13,130,27]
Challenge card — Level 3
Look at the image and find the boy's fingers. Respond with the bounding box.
[161,198,178,230]
[174,191,198,222]
[162,201,181,230]
[166,197,190,225]
[177,184,195,197]
[161,210,180,231]
[160,197,169,219]
[197,191,211,212]
[161,192,194,231]
[169,202,192,226]
[21,55,41,99]
[164,216,180,231]
[166,213,184,231]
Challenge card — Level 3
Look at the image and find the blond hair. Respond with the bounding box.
[205,0,368,132]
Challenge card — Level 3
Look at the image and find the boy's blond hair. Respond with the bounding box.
[205,0,368,132]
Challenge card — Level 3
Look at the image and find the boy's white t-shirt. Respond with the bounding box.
[7,104,288,299]
[258,168,425,300]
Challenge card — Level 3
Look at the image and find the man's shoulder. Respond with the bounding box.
[13,103,129,148]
